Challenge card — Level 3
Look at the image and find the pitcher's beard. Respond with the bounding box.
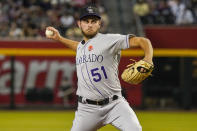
[81,30,98,39]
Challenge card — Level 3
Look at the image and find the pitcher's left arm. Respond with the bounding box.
[129,37,153,64]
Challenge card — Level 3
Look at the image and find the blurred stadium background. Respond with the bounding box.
[0,0,197,131]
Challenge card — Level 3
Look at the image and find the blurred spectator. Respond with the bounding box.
[38,21,48,37]
[167,0,194,25]
[0,22,9,37]
[4,0,197,39]
[189,0,197,23]
[0,0,109,39]
[168,0,185,17]
[176,7,194,25]
[145,0,157,24]
[133,0,150,24]
[9,22,24,38]
[133,0,197,25]
[65,24,82,41]
[154,0,175,24]
[60,13,75,30]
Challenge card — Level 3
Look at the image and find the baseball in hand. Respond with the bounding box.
[45,29,54,36]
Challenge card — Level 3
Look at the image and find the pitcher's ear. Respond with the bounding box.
[99,20,101,26]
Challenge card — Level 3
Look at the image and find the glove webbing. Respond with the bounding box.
[127,59,152,84]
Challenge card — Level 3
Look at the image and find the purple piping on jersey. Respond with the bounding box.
[80,64,92,91]
[77,42,92,91]
[84,60,105,97]
[83,41,105,97]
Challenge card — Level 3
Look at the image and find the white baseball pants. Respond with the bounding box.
[71,97,142,131]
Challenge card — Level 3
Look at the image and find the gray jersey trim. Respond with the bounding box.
[126,34,136,48]
[126,35,130,48]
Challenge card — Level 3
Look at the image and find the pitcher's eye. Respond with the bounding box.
[92,20,97,23]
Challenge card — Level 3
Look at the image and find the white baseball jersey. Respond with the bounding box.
[76,33,134,100]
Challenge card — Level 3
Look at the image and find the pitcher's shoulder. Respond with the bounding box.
[98,33,124,39]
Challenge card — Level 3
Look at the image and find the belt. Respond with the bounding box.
[78,95,119,106]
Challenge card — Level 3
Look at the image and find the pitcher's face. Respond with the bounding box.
[78,16,101,39]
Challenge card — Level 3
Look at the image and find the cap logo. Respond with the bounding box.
[87,7,94,13]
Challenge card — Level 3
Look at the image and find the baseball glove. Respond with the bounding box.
[121,59,154,85]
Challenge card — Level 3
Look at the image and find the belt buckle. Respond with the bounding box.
[96,100,99,105]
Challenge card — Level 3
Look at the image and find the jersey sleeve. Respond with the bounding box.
[108,34,136,52]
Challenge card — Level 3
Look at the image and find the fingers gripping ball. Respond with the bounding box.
[45,29,54,36]
[121,59,154,85]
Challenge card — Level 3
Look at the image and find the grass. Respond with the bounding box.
[0,110,196,131]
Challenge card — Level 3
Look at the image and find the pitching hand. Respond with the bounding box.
[45,27,61,41]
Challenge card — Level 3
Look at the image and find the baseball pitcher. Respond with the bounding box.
[46,5,153,131]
